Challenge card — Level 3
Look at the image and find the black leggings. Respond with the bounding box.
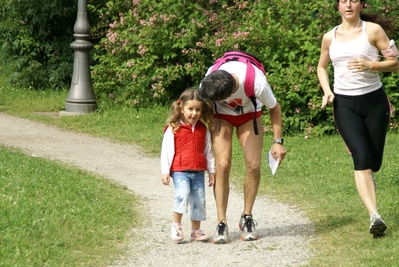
[333,88,390,172]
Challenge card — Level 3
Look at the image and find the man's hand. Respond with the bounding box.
[271,143,287,165]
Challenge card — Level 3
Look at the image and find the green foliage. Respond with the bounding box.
[0,0,76,89]
[91,0,399,135]
[1,0,398,135]
[0,0,107,89]
[91,0,212,107]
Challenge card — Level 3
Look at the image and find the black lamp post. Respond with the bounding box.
[65,0,97,113]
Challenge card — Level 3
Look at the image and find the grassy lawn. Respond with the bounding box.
[0,146,143,267]
[1,56,399,265]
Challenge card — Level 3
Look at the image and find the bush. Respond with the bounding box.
[0,0,77,89]
[91,0,398,135]
[1,0,398,135]
[0,0,107,89]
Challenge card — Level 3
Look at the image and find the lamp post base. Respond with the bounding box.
[64,102,97,113]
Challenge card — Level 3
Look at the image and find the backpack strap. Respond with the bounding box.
[213,102,221,132]
[249,96,259,135]
[210,51,264,135]
[243,61,259,135]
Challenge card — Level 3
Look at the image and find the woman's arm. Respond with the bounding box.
[368,22,399,72]
[317,31,334,108]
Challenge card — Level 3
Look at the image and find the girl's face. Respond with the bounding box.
[337,0,363,18]
[180,100,203,125]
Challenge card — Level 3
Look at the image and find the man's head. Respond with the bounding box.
[198,70,236,102]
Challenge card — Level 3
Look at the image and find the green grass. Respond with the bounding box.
[243,135,399,266]
[0,146,143,267]
[1,50,399,265]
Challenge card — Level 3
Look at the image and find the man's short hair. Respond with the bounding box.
[198,70,235,102]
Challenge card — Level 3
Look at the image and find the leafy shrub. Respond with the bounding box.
[0,0,77,89]
[0,0,107,89]
[91,0,397,135]
[1,0,398,135]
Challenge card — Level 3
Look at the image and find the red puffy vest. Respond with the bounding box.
[170,121,208,172]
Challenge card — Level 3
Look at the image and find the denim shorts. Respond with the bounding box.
[171,171,206,221]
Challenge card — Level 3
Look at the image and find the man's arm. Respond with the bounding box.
[269,102,286,164]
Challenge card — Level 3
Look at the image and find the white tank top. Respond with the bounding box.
[329,21,381,96]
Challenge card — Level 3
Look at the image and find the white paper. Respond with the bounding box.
[267,147,279,175]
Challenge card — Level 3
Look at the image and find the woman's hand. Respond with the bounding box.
[347,58,374,72]
[321,91,335,109]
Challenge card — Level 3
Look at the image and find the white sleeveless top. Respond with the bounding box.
[329,21,381,96]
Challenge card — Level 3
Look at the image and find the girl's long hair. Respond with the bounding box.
[166,88,214,132]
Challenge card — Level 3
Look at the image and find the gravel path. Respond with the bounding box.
[0,113,314,266]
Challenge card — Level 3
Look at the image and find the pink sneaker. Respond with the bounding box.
[171,223,184,243]
[190,229,210,242]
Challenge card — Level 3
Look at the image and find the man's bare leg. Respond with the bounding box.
[237,117,263,240]
[210,118,233,243]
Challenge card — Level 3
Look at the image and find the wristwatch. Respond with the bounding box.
[273,138,284,145]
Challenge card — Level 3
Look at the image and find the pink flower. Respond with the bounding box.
[239,2,248,8]
[215,38,225,47]
[308,102,316,110]
[138,44,147,55]
[209,13,217,22]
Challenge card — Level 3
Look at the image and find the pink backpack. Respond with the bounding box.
[210,51,266,135]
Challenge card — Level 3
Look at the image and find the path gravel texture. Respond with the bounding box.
[0,113,314,266]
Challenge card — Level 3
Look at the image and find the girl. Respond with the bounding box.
[160,88,215,243]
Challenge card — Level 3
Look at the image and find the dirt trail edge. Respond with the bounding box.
[0,113,314,267]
